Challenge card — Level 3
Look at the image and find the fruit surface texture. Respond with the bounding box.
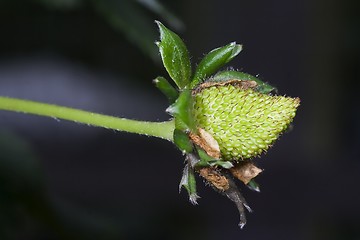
[193,81,300,160]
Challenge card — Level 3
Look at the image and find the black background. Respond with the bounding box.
[0,0,359,239]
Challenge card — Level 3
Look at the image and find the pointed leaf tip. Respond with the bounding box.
[179,162,199,205]
[190,42,243,88]
[155,21,191,90]
[153,76,179,103]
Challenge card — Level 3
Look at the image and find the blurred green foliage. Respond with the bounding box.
[29,0,184,61]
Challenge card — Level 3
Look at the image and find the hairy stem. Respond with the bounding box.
[0,96,175,141]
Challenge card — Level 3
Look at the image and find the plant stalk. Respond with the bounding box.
[0,96,175,141]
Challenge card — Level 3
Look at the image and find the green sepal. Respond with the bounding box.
[153,76,179,104]
[173,129,193,153]
[166,89,195,131]
[155,21,191,90]
[190,42,242,89]
[179,162,199,205]
[212,70,277,94]
[195,147,234,169]
[246,179,261,192]
[213,161,234,169]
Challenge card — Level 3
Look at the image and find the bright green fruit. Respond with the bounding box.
[192,81,300,160]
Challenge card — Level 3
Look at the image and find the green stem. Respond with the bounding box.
[0,96,175,141]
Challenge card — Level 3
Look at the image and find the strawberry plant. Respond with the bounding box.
[0,21,300,228]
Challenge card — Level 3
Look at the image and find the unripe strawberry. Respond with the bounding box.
[192,80,300,161]
[155,21,302,227]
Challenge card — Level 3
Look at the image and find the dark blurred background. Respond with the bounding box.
[0,0,359,239]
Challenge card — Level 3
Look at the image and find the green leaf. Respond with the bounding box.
[190,42,242,88]
[173,129,193,153]
[155,21,191,89]
[195,147,234,169]
[212,70,277,94]
[153,76,179,104]
[213,161,234,169]
[179,162,199,204]
[166,89,195,131]
[246,179,261,192]
[196,147,215,162]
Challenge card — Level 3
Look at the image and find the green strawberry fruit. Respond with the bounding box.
[192,80,300,160]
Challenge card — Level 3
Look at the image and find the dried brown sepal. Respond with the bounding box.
[192,79,258,95]
[229,161,263,184]
[189,128,221,159]
[199,167,229,191]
